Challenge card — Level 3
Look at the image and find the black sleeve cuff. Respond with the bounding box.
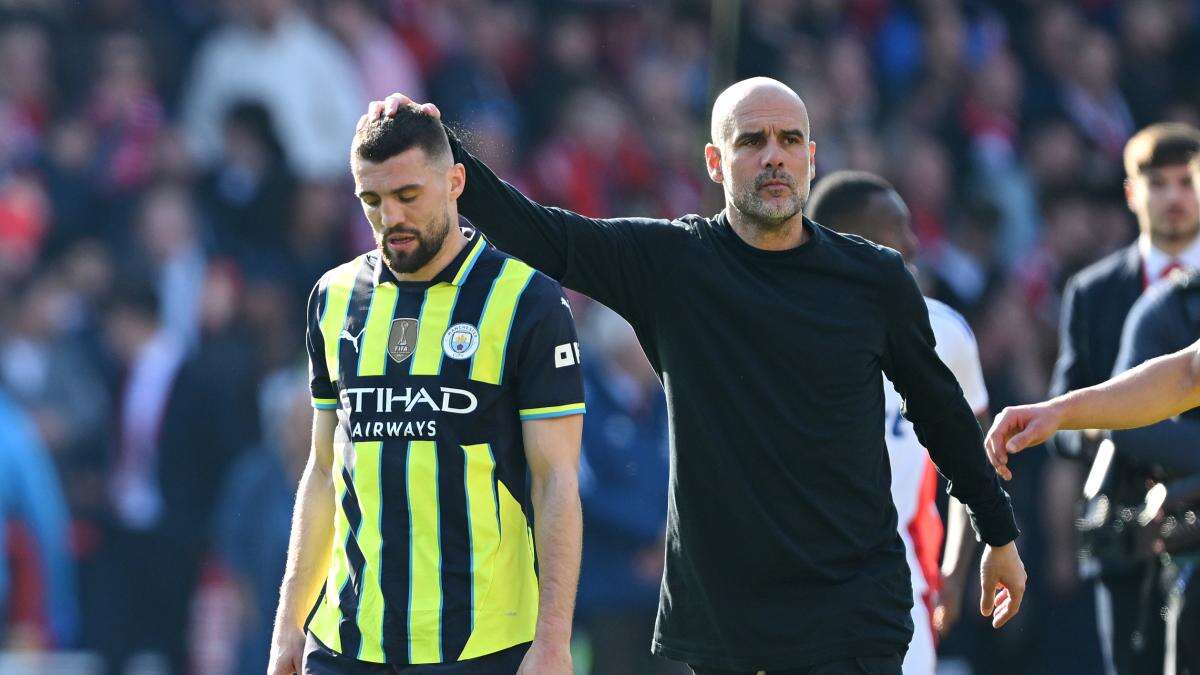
[965,489,1021,547]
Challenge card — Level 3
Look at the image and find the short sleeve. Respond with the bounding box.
[306,281,338,409]
[513,282,586,421]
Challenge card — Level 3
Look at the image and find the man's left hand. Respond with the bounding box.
[932,574,965,636]
[979,541,1027,629]
[516,641,572,675]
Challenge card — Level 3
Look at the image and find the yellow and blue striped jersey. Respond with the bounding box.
[303,229,584,664]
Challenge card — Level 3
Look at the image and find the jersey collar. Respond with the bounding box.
[374,226,487,287]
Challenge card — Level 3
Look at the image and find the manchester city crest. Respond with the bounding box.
[442,323,480,360]
[388,318,419,363]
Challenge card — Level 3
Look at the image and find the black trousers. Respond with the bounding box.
[688,653,902,675]
[303,632,531,674]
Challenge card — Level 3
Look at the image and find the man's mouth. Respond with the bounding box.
[386,232,417,250]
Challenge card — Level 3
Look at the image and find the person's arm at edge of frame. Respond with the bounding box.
[985,339,1200,480]
[518,413,584,674]
[267,408,337,675]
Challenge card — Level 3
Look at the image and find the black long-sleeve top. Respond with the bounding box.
[448,133,1019,670]
[1111,276,1200,479]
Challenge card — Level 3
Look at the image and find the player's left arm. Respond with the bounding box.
[512,281,586,673]
[520,414,583,674]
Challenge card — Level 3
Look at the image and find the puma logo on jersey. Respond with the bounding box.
[340,327,365,353]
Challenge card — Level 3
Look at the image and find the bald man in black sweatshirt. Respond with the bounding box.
[362,78,1026,674]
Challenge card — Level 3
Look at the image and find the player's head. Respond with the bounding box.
[1123,122,1200,245]
[351,105,465,276]
[807,171,917,261]
[705,77,815,231]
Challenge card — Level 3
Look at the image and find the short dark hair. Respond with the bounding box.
[806,170,896,230]
[1123,122,1200,178]
[353,105,451,165]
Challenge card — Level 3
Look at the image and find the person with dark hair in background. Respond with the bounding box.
[268,108,585,675]
[1039,122,1200,674]
[365,78,1026,675]
[807,171,987,675]
[215,368,312,675]
[93,282,237,673]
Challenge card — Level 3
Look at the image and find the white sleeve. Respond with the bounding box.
[929,302,989,415]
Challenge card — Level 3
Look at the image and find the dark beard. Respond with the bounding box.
[381,209,452,274]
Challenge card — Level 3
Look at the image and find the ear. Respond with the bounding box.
[1124,177,1135,211]
[705,143,724,184]
[448,162,466,200]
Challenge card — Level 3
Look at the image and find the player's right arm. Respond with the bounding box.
[268,407,336,675]
[985,339,1200,479]
[362,94,664,329]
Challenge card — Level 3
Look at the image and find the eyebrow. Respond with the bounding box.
[357,183,422,199]
[733,128,806,145]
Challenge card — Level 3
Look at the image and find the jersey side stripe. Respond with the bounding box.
[407,440,442,663]
[358,284,399,378]
[352,440,387,661]
[461,444,499,644]
[411,283,460,376]
[470,259,536,384]
[319,255,368,384]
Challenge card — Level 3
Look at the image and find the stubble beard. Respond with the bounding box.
[380,207,452,275]
[731,170,805,231]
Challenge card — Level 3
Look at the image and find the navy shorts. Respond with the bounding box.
[303,632,531,674]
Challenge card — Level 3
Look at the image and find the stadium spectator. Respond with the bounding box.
[0,388,79,648]
[181,0,364,179]
[575,306,683,675]
[214,368,310,675]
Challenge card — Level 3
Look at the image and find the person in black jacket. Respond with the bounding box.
[1012,122,1200,674]
[361,78,1027,675]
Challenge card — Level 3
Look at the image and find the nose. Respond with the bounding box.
[380,197,406,228]
[761,138,786,168]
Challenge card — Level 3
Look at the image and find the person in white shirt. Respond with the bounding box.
[807,171,989,675]
[182,0,364,180]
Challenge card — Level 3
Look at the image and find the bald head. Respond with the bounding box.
[704,77,816,234]
[710,77,810,147]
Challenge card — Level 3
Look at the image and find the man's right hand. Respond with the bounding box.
[359,94,441,132]
[267,626,306,675]
[984,401,1065,480]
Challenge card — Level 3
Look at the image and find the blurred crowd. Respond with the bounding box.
[1,0,1198,672]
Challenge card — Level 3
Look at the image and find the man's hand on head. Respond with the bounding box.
[359,94,441,132]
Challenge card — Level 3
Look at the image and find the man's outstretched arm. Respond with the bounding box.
[361,94,667,329]
[985,340,1200,479]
